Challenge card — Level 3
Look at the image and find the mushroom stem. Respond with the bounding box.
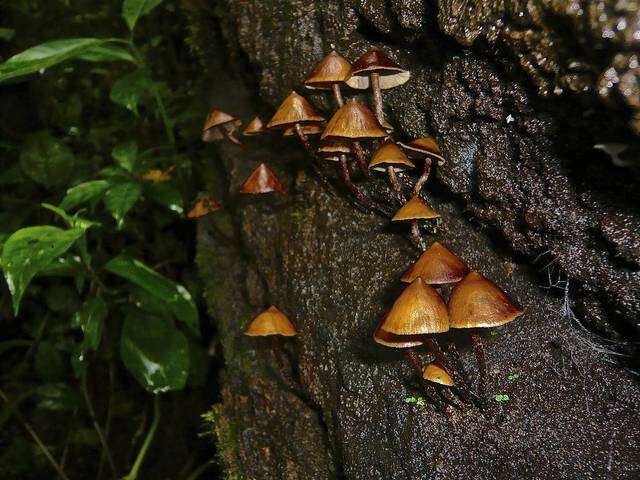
[219,126,242,145]
[271,336,295,386]
[439,386,465,411]
[404,349,448,412]
[294,123,314,154]
[370,72,384,125]
[410,220,425,251]
[351,141,371,178]
[331,83,344,108]
[338,155,366,202]
[413,158,432,196]
[386,165,404,204]
[446,343,477,405]
[470,333,487,400]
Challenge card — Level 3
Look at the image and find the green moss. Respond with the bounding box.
[202,403,243,480]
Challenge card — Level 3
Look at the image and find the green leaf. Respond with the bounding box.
[74,297,106,352]
[122,0,165,31]
[0,38,131,83]
[110,69,152,115]
[146,183,184,215]
[112,140,138,172]
[42,203,100,232]
[105,255,199,336]
[103,181,142,228]
[59,180,110,211]
[20,132,75,189]
[120,311,189,393]
[76,43,135,63]
[1,226,84,314]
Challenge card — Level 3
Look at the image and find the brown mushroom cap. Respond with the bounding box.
[369,140,415,172]
[399,136,444,162]
[243,116,267,136]
[266,91,325,129]
[422,362,454,386]
[239,163,285,194]
[321,99,387,141]
[304,50,352,89]
[244,306,297,337]
[373,317,424,348]
[345,48,410,90]
[202,108,242,142]
[392,196,440,221]
[187,196,222,219]
[448,271,524,329]
[379,278,449,335]
[283,124,323,137]
[401,242,468,284]
[318,140,352,154]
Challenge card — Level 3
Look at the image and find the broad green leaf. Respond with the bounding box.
[112,140,138,172]
[20,132,75,189]
[38,255,82,277]
[120,311,189,393]
[76,43,134,63]
[0,38,131,83]
[146,183,184,214]
[1,226,84,314]
[122,0,164,31]
[105,255,199,336]
[74,297,106,352]
[59,180,109,211]
[104,181,142,228]
[110,69,152,114]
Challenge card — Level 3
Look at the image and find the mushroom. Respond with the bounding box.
[422,362,466,410]
[321,98,387,178]
[283,124,323,137]
[266,91,325,153]
[448,271,524,399]
[391,195,440,250]
[318,140,365,200]
[346,48,410,126]
[187,196,221,219]
[368,140,414,203]
[243,116,267,136]
[401,241,468,284]
[202,108,242,145]
[304,50,352,108]
[239,163,285,194]
[244,306,298,382]
[399,136,445,196]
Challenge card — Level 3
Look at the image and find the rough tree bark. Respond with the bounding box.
[192,1,640,478]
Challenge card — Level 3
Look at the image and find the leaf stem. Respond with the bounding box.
[123,395,161,480]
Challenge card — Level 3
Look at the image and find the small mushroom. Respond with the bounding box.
[448,271,524,399]
[391,195,440,250]
[244,306,298,382]
[239,163,285,194]
[187,196,221,219]
[422,362,466,410]
[399,136,445,196]
[304,50,352,108]
[318,140,365,200]
[283,124,323,137]
[368,140,414,203]
[243,116,267,136]
[401,241,468,284]
[321,98,387,178]
[202,108,242,145]
[266,91,325,153]
[346,48,410,125]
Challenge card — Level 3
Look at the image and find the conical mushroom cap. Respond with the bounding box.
[400,136,444,162]
[318,140,351,154]
[401,242,468,284]
[202,109,242,142]
[321,99,387,140]
[379,278,449,335]
[392,196,439,221]
[243,116,267,136]
[422,362,454,386]
[239,163,285,194]
[244,306,297,337]
[373,316,424,348]
[283,124,323,137]
[304,51,352,89]
[267,91,325,129]
[449,271,524,329]
[187,196,221,219]
[369,140,415,172]
[346,48,410,90]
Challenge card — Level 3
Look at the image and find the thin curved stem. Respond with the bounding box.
[338,155,366,202]
[294,123,313,154]
[219,126,241,145]
[122,395,161,480]
[404,349,449,412]
[370,72,384,124]
[410,220,424,251]
[413,158,432,196]
[471,333,487,400]
[331,83,344,108]
[386,166,404,203]
[351,141,371,178]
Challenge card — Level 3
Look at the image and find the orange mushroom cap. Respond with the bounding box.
[321,99,387,141]
[373,317,424,348]
[422,362,454,386]
[399,136,444,162]
[304,51,352,89]
[448,271,524,329]
[243,116,267,136]
[239,163,285,194]
[266,91,325,129]
[369,140,415,172]
[346,48,410,90]
[202,108,242,142]
[392,196,439,221]
[379,278,449,335]
[283,124,323,137]
[244,306,297,337]
[401,242,468,284]
[187,196,222,219]
[318,140,352,154]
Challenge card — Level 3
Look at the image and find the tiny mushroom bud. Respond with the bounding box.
[239,163,285,194]
[243,116,267,136]
[187,196,222,219]
[399,136,445,195]
[391,195,440,250]
[267,91,325,153]
[202,108,242,145]
[369,140,414,203]
[346,48,410,125]
[423,362,454,386]
[304,50,352,108]
[401,241,468,284]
